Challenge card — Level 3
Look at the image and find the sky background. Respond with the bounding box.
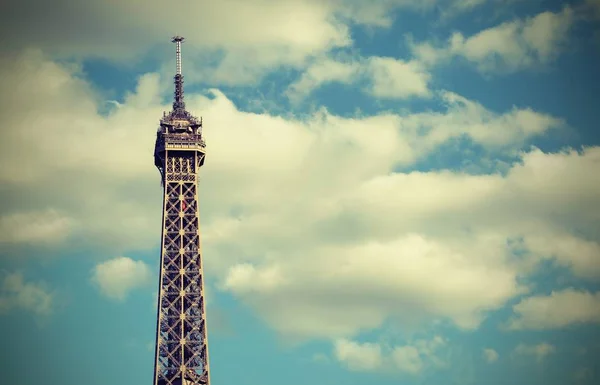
[0,0,599,384]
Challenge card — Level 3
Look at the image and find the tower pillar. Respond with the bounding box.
[152,36,210,385]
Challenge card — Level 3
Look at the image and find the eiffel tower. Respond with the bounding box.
[152,36,210,385]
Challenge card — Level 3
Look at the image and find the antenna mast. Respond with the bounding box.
[172,35,185,112]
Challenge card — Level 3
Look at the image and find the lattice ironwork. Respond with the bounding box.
[152,36,210,385]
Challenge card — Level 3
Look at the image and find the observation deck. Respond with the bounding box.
[155,132,206,152]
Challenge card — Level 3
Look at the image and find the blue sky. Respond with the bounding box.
[0,0,599,384]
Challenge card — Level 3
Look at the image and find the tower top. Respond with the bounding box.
[159,36,201,127]
[155,36,206,186]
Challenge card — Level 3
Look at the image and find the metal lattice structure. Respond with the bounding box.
[152,36,210,385]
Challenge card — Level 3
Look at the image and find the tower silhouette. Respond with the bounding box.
[152,36,210,385]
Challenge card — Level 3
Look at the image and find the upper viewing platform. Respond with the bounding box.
[155,117,206,153]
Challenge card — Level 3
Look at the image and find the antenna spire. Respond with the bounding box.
[171,35,185,111]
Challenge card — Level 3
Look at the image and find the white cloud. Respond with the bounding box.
[410,7,574,73]
[483,348,499,363]
[312,352,330,363]
[334,339,383,371]
[0,209,73,244]
[405,91,563,150]
[0,0,442,86]
[218,146,600,339]
[286,56,431,102]
[3,1,346,66]
[0,272,53,316]
[4,0,504,87]
[222,233,527,338]
[367,57,431,99]
[91,257,152,301]
[0,50,562,255]
[223,264,284,294]
[392,346,424,374]
[0,0,580,88]
[1,0,446,57]
[333,0,439,27]
[513,343,556,362]
[523,235,600,279]
[1,51,599,342]
[448,0,486,12]
[0,50,163,252]
[286,58,361,103]
[334,336,446,374]
[506,289,600,330]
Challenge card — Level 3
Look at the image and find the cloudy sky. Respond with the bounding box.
[0,0,599,384]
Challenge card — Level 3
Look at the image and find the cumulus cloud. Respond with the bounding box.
[446,0,486,13]
[222,234,526,338]
[0,50,163,252]
[0,209,73,245]
[286,56,431,102]
[513,343,556,362]
[392,346,424,374]
[410,6,574,73]
[286,58,362,103]
[367,57,431,99]
[0,49,563,254]
[0,0,445,86]
[523,235,600,279]
[334,339,383,371]
[223,264,284,294]
[0,272,53,316]
[334,336,447,374]
[506,289,600,330]
[483,348,499,363]
[1,50,599,342]
[1,0,510,87]
[217,145,600,338]
[91,257,152,301]
[1,0,446,57]
[2,1,343,69]
[405,91,563,150]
